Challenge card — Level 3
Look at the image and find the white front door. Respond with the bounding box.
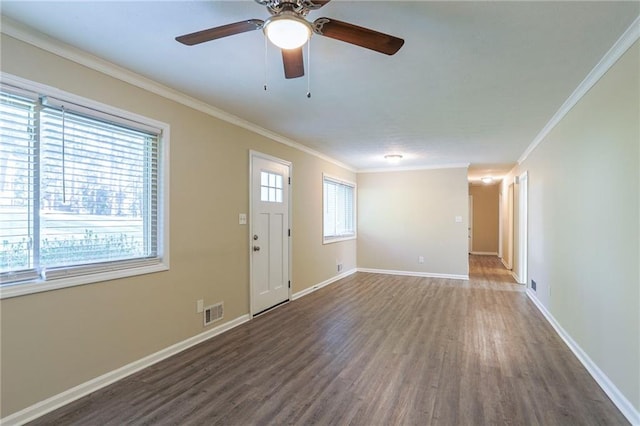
[250,152,290,315]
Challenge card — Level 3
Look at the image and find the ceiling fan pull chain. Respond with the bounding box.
[264,35,268,91]
[306,38,311,98]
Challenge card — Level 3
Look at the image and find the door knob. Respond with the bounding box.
[253,246,260,252]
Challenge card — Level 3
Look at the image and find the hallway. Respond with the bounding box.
[468,254,518,285]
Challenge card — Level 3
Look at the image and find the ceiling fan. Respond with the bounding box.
[175,0,404,79]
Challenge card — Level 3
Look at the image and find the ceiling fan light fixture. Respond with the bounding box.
[263,13,312,49]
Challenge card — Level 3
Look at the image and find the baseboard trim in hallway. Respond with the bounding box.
[357,267,468,280]
[526,288,640,425]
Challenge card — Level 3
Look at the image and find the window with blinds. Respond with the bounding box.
[0,81,166,293]
[323,175,356,243]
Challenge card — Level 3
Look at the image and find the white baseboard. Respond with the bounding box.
[357,268,468,281]
[525,289,640,425]
[470,251,498,256]
[511,271,522,284]
[1,314,251,426]
[291,268,357,300]
[501,258,512,270]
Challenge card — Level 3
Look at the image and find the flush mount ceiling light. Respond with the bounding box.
[481,177,494,184]
[263,12,312,49]
[384,154,403,164]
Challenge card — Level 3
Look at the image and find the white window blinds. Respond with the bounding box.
[0,90,39,282]
[0,84,163,286]
[323,175,356,242]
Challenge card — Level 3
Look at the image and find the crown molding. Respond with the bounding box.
[0,15,356,173]
[358,162,470,174]
[518,14,640,165]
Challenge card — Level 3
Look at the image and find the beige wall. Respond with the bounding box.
[469,184,499,254]
[0,35,356,417]
[501,41,639,412]
[357,168,469,277]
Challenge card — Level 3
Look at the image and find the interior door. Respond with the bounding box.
[250,153,290,315]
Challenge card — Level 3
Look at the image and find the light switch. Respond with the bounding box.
[239,213,247,225]
[455,216,463,223]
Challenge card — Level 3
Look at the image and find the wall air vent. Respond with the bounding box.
[204,302,223,326]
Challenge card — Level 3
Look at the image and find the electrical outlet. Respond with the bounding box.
[418,256,424,264]
[337,263,343,272]
[196,299,204,313]
[531,279,536,291]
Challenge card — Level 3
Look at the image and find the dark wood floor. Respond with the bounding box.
[30,256,627,425]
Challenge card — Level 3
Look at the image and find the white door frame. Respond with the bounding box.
[468,195,473,253]
[249,150,292,317]
[507,183,514,270]
[518,171,528,286]
[498,191,503,259]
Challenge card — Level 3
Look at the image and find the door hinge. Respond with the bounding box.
[288,280,291,289]
[288,229,291,237]
[288,177,291,184]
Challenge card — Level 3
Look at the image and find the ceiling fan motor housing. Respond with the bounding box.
[257,0,327,17]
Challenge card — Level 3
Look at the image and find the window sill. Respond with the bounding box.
[0,262,169,299]
[323,235,357,245]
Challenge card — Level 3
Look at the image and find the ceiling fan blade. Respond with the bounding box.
[176,19,264,46]
[282,48,304,79]
[313,18,404,55]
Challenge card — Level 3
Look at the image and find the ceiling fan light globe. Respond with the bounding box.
[264,16,312,49]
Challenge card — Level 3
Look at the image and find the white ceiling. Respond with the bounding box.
[1,1,638,179]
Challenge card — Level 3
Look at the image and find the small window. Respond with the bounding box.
[323,174,356,243]
[260,171,283,203]
[0,77,168,298]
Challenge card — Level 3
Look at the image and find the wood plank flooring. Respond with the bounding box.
[30,256,628,425]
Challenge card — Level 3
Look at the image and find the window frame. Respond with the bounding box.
[0,73,170,299]
[322,173,357,244]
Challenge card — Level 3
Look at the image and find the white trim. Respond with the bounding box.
[0,314,251,426]
[0,16,355,173]
[0,264,169,299]
[468,195,473,253]
[526,289,640,425]
[358,268,468,281]
[358,163,470,174]
[498,192,503,259]
[501,257,512,270]
[518,15,640,164]
[291,268,357,300]
[470,252,499,256]
[517,171,529,286]
[511,271,521,284]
